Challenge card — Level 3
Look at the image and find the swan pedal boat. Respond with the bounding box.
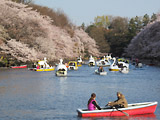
[95,69,107,75]
[88,55,96,66]
[68,61,78,70]
[77,101,158,117]
[35,67,55,71]
[56,59,67,77]
[119,67,129,74]
[28,68,55,71]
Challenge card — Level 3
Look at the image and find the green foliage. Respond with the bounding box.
[86,13,157,57]
[128,18,137,38]
[0,56,8,67]
[151,13,157,22]
[86,26,110,53]
[110,17,128,33]
[105,17,129,57]
[94,16,110,29]
[143,14,150,26]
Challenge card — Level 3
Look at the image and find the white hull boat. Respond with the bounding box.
[95,69,107,75]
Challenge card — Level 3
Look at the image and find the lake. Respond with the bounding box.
[0,64,160,120]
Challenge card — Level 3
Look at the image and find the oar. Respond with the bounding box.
[115,107,129,116]
[105,105,129,116]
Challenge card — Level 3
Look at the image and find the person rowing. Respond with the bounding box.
[106,92,128,108]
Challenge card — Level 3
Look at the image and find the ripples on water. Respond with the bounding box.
[0,64,160,120]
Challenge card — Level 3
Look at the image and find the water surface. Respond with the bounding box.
[0,65,160,120]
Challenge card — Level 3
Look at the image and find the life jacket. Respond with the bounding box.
[88,100,96,110]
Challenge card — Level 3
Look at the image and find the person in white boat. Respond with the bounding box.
[98,66,104,72]
[106,92,128,108]
[88,93,101,111]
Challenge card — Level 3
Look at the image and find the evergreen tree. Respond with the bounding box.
[142,14,150,26]
[134,16,143,32]
[150,13,157,22]
[81,23,85,30]
[86,25,110,53]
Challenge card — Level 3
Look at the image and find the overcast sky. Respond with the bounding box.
[34,0,160,26]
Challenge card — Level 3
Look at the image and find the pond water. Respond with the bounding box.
[0,64,160,120]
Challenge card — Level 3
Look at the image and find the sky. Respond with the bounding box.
[34,0,160,26]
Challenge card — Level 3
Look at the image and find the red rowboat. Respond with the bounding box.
[11,65,27,68]
[77,101,158,117]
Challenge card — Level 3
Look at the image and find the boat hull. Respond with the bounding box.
[68,66,78,70]
[11,65,27,68]
[97,64,110,67]
[88,62,95,66]
[77,102,158,118]
[56,71,67,76]
[109,68,120,71]
[36,68,55,71]
[120,69,129,74]
[95,70,107,75]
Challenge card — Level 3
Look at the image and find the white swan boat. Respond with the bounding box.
[88,55,95,66]
[29,57,55,71]
[56,59,67,76]
[119,67,129,74]
[96,56,111,67]
[77,56,83,67]
[109,57,129,71]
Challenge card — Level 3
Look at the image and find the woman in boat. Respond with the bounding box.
[88,93,101,111]
[98,66,104,72]
[106,92,128,108]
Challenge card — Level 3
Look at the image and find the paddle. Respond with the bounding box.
[105,105,129,117]
[114,107,129,117]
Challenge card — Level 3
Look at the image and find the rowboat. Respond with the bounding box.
[11,65,27,68]
[95,69,107,75]
[77,101,158,117]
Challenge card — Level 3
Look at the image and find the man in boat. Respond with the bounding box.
[106,92,128,108]
[98,66,104,72]
[88,93,101,110]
